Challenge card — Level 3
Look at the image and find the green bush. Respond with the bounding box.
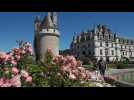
[107,64,117,69]
[26,52,97,87]
[27,64,97,87]
[83,64,96,71]
[108,63,134,69]
[116,63,126,69]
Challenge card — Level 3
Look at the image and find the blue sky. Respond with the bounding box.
[0,12,134,52]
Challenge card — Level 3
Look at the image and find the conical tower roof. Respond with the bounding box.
[42,13,54,29]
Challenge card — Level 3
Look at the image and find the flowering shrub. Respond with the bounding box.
[0,40,110,87]
[52,55,92,81]
[0,41,33,87]
[27,49,105,87]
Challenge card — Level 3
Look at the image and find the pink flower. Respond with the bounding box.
[1,83,11,87]
[10,75,21,87]
[0,53,9,61]
[25,76,32,83]
[0,79,11,87]
[12,67,19,75]
[21,50,26,54]
[8,56,14,61]
[47,48,52,52]
[77,67,85,72]
[69,73,76,80]
[15,55,21,61]
[52,57,59,64]
[27,48,32,53]
[0,78,4,86]
[81,72,86,79]
[11,60,17,66]
[5,54,11,61]
[21,70,29,78]
[12,48,20,55]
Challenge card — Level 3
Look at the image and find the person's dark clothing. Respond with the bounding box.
[97,60,107,76]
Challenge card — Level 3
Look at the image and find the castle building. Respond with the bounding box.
[70,24,134,62]
[34,12,60,62]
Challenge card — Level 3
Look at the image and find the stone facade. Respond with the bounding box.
[70,24,134,62]
[34,12,60,62]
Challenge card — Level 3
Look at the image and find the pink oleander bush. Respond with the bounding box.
[52,55,92,81]
[0,40,105,87]
[0,41,33,87]
[29,49,102,87]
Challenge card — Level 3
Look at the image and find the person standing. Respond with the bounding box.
[97,58,107,77]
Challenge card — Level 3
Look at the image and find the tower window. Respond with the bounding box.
[100,49,103,55]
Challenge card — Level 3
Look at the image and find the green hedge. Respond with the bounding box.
[108,63,134,69]
[83,64,96,71]
[107,64,117,69]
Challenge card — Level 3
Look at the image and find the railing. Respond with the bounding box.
[105,69,134,87]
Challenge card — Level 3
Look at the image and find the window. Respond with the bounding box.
[77,45,79,49]
[111,50,114,55]
[82,51,86,55]
[106,42,109,47]
[88,44,90,47]
[105,49,108,55]
[100,49,103,55]
[97,33,100,39]
[121,45,123,49]
[109,34,111,39]
[88,51,91,55]
[100,42,102,47]
[123,52,125,56]
[125,46,126,49]
[130,52,132,56]
[111,43,113,48]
